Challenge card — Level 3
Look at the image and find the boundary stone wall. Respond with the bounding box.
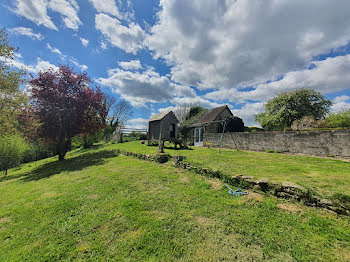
[204,130,350,157]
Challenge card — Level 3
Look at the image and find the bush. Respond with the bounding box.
[22,142,54,163]
[0,134,28,175]
[326,110,350,128]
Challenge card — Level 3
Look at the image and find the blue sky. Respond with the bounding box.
[1,0,350,128]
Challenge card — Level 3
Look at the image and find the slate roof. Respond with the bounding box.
[149,111,179,122]
[191,105,231,127]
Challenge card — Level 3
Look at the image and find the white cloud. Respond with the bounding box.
[331,96,350,112]
[231,102,265,127]
[12,0,57,30]
[80,37,89,47]
[146,0,350,92]
[100,41,108,50]
[8,27,44,40]
[95,13,145,54]
[48,0,81,30]
[11,0,81,30]
[205,55,350,103]
[88,0,121,19]
[47,43,62,55]
[118,60,142,70]
[125,118,148,130]
[47,43,87,71]
[97,67,196,107]
[4,55,58,74]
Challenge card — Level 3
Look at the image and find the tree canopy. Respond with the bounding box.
[0,28,27,135]
[255,88,332,130]
[29,65,107,160]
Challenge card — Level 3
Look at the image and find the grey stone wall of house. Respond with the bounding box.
[204,130,350,157]
[149,113,178,140]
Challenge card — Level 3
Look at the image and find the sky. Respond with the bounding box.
[1,0,350,129]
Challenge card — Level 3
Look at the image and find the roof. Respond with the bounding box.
[191,105,231,127]
[149,111,179,122]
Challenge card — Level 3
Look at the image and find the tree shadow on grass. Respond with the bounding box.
[0,150,119,183]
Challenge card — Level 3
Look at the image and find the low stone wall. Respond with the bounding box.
[204,130,350,157]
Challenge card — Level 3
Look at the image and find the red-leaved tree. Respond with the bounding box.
[29,65,107,160]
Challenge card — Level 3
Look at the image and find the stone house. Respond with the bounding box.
[148,111,179,141]
[187,105,233,146]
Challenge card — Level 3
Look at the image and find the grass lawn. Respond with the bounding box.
[0,145,350,261]
[110,141,350,200]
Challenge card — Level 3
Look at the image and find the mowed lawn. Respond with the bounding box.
[111,141,350,200]
[0,146,350,261]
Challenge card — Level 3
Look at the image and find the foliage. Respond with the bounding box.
[22,141,54,163]
[0,28,27,135]
[326,109,350,128]
[255,89,332,130]
[219,116,245,132]
[0,134,28,175]
[179,107,208,144]
[29,65,107,160]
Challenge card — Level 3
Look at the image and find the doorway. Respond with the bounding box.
[194,127,204,146]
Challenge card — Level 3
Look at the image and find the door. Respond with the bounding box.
[170,124,176,139]
[194,127,204,146]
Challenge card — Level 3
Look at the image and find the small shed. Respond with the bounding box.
[189,105,233,146]
[148,111,179,141]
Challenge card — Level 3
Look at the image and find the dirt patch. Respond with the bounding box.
[147,210,168,219]
[195,216,214,226]
[0,217,10,224]
[179,176,190,183]
[40,192,59,199]
[89,194,99,199]
[278,203,304,213]
[208,179,223,191]
[246,192,264,202]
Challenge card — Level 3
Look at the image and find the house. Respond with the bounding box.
[148,111,179,141]
[185,105,233,146]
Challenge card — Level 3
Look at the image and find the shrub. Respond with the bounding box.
[0,134,28,175]
[326,110,350,128]
[22,142,53,163]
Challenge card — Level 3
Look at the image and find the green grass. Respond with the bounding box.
[0,145,350,261]
[111,141,350,200]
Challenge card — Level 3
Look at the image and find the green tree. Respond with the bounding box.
[0,28,27,135]
[326,109,350,128]
[255,89,332,130]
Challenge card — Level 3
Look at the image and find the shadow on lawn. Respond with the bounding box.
[0,150,119,183]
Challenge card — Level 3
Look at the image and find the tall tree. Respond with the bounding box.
[255,88,332,130]
[0,28,27,135]
[30,65,107,160]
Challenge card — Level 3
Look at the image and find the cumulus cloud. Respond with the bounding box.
[118,60,142,70]
[231,102,265,127]
[11,0,81,30]
[146,0,350,91]
[80,37,89,47]
[8,27,44,40]
[97,67,196,107]
[48,0,81,30]
[205,54,350,103]
[125,118,148,130]
[331,96,350,112]
[12,0,58,30]
[95,13,145,54]
[47,43,62,55]
[88,0,121,19]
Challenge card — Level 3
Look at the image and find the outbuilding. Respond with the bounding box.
[148,111,179,141]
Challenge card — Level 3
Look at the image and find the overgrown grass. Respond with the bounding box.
[0,146,349,261]
[110,141,350,200]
